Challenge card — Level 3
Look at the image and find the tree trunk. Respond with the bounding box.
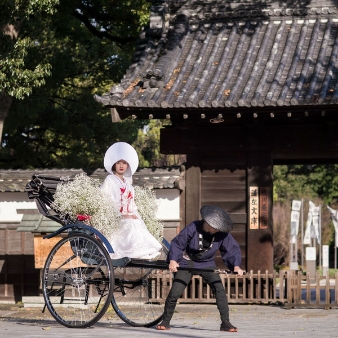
[0,91,13,147]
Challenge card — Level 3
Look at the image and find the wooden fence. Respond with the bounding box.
[177,270,338,309]
[19,269,338,308]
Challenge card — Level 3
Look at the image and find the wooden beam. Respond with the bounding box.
[160,124,338,161]
[247,161,274,273]
[185,155,201,225]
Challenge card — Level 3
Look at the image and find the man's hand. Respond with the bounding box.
[169,260,179,272]
[234,266,244,276]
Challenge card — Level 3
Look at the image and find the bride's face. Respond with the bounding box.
[114,160,129,175]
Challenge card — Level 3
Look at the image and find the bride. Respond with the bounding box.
[101,142,162,259]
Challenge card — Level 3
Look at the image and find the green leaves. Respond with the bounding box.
[1,0,149,167]
[133,119,185,167]
[273,164,338,205]
[0,0,58,99]
[9,0,60,16]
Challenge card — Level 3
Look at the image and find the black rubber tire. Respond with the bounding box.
[111,238,170,327]
[42,233,114,328]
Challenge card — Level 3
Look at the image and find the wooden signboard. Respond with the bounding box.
[33,235,83,269]
[34,236,60,268]
[259,187,268,229]
[249,186,259,229]
[249,186,269,230]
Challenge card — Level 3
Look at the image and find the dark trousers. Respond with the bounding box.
[162,269,229,325]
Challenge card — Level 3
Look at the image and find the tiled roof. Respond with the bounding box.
[95,0,338,119]
[0,169,84,192]
[16,214,60,233]
[0,167,184,192]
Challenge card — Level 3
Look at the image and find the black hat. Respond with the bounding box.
[200,205,233,233]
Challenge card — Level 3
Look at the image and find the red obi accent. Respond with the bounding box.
[77,214,91,221]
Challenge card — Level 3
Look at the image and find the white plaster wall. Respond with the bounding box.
[155,189,180,220]
[0,201,36,222]
[0,189,180,222]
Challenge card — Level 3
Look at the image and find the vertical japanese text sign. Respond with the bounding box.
[249,186,259,229]
[327,206,338,247]
[259,187,268,229]
[291,200,301,243]
[304,201,320,245]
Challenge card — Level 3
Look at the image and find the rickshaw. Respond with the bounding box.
[25,174,235,329]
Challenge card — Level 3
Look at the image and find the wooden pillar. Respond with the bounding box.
[247,152,274,273]
[185,154,201,226]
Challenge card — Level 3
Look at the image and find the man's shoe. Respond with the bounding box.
[220,321,238,332]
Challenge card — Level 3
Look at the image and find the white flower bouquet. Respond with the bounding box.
[134,186,164,242]
[52,173,163,241]
[52,173,121,239]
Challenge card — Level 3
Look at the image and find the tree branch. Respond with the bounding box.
[71,10,137,45]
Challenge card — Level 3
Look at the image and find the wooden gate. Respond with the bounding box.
[201,167,247,271]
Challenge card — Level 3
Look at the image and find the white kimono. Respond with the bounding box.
[101,174,162,259]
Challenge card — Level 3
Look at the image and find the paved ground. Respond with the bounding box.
[1,303,338,337]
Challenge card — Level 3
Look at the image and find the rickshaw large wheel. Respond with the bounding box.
[42,233,114,328]
[111,238,171,327]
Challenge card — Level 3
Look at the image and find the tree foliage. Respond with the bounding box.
[133,119,186,167]
[0,0,150,168]
[0,0,58,99]
[273,164,338,205]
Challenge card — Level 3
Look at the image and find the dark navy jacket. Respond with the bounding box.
[167,220,241,270]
